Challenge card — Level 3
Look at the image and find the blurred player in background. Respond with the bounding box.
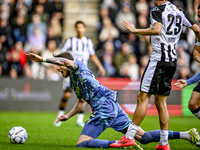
[111,0,200,150]
[27,52,200,149]
[53,20,105,127]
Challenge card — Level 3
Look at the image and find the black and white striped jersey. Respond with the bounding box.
[150,2,194,62]
[61,36,95,66]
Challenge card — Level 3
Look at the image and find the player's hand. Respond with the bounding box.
[121,21,136,33]
[56,115,69,123]
[26,53,43,62]
[174,79,187,88]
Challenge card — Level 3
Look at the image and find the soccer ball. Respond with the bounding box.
[8,126,28,144]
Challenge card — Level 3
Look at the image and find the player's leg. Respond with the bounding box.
[126,91,151,139]
[188,83,200,119]
[76,107,85,127]
[109,102,143,149]
[154,95,169,147]
[135,127,200,145]
[76,111,115,148]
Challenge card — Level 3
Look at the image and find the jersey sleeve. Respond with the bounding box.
[61,38,72,52]
[181,10,194,27]
[87,39,95,56]
[186,72,200,85]
[150,9,162,25]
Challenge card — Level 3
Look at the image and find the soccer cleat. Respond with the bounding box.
[76,122,84,127]
[110,136,143,149]
[155,143,171,150]
[188,128,200,144]
[196,140,200,147]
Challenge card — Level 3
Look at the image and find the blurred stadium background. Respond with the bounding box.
[0,0,200,117]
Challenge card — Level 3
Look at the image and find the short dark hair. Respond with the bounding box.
[74,20,86,28]
[198,4,200,10]
[53,52,74,60]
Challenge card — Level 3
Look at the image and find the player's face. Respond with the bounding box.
[56,65,71,78]
[75,23,86,36]
[198,9,200,22]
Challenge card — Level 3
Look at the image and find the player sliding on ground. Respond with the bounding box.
[27,52,200,149]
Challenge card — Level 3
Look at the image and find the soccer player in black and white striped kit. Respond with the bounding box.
[53,21,105,127]
[110,0,200,150]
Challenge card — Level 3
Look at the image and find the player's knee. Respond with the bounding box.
[188,101,197,111]
[137,93,143,103]
[63,92,71,99]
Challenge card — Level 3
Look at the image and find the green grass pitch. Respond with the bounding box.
[0,111,199,150]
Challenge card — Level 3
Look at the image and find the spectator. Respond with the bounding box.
[46,26,61,47]
[8,41,27,69]
[99,16,119,43]
[135,0,149,16]
[100,0,118,22]
[0,19,14,49]
[49,17,62,40]
[31,4,50,26]
[41,40,61,67]
[114,42,135,76]
[11,15,27,44]
[102,41,116,77]
[0,3,10,21]
[7,50,23,78]
[115,4,136,42]
[50,0,64,25]
[119,54,139,80]
[0,41,9,75]
[98,5,110,32]
[26,27,46,54]
[26,13,47,37]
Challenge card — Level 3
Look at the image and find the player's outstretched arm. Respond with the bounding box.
[26,53,77,70]
[121,21,162,35]
[174,79,187,89]
[90,55,105,76]
[56,99,87,124]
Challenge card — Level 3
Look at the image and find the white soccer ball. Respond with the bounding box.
[8,126,28,144]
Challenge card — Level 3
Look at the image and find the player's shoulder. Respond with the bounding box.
[62,36,74,43]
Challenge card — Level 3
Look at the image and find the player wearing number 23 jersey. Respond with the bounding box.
[141,2,194,95]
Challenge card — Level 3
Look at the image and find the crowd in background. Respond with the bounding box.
[0,0,199,81]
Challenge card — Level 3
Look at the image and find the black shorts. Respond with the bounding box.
[140,60,176,96]
[64,87,72,93]
[193,81,200,93]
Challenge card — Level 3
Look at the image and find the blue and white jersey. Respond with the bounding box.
[70,61,118,110]
[150,2,194,62]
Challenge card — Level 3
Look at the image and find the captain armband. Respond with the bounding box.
[195,41,200,46]
[42,57,47,62]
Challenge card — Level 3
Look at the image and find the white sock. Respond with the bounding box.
[193,110,200,119]
[180,131,190,141]
[125,122,139,140]
[77,113,84,124]
[159,130,169,146]
[57,110,65,118]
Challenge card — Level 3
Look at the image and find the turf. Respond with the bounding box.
[0,111,199,150]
